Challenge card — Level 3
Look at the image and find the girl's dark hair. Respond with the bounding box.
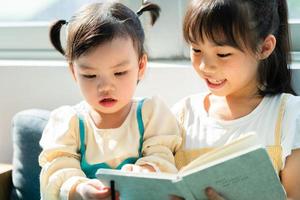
[183,0,296,95]
[49,1,160,61]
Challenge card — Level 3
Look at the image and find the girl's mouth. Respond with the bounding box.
[206,78,227,89]
[99,98,117,107]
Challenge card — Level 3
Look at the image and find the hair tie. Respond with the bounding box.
[136,0,150,17]
[61,19,69,25]
[136,10,143,17]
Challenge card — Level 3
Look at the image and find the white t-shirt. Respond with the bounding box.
[172,93,300,166]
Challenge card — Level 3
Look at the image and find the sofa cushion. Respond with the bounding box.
[11,109,50,200]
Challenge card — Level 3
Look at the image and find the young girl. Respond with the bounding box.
[38,2,182,200]
[172,0,300,199]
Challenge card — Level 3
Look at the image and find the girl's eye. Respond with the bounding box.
[217,53,231,58]
[192,48,201,53]
[114,71,127,76]
[82,74,96,79]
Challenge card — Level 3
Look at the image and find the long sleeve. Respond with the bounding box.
[39,106,88,200]
[135,96,182,173]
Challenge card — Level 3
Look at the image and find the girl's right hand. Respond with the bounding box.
[72,179,118,200]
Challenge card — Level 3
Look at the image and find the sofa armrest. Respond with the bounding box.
[11,109,50,200]
[0,164,13,200]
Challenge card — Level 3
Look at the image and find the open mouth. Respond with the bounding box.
[206,78,227,89]
[99,98,117,107]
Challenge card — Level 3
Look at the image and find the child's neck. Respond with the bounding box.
[90,102,132,129]
[205,93,263,121]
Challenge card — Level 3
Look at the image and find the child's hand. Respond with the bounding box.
[72,179,118,200]
[205,187,226,200]
[168,187,226,200]
[121,164,156,173]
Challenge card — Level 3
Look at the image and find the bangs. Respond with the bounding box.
[74,21,141,59]
[183,0,253,50]
[73,22,124,58]
[70,15,142,60]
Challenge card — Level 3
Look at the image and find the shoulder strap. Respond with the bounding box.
[78,115,86,155]
[274,94,289,145]
[178,106,187,150]
[136,99,145,157]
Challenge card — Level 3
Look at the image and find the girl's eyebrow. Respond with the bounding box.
[77,64,94,70]
[111,60,130,68]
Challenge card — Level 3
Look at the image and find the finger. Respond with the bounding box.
[132,165,144,173]
[205,187,225,200]
[121,164,134,171]
[115,191,120,200]
[85,180,111,199]
[93,187,111,198]
[101,190,119,200]
[88,179,107,190]
[140,164,156,173]
[80,186,110,199]
[142,168,151,173]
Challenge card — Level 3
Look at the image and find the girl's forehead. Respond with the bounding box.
[83,36,134,55]
[74,37,139,68]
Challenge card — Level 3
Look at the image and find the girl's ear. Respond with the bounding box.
[69,62,77,81]
[138,54,147,80]
[258,34,276,60]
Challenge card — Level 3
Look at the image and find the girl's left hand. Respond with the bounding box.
[169,187,226,200]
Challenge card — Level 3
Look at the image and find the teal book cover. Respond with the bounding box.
[178,148,286,200]
[97,134,286,200]
[97,170,184,200]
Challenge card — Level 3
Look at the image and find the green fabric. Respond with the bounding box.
[80,99,145,178]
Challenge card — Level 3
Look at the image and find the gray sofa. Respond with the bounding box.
[0,109,50,200]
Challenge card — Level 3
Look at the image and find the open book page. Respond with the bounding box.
[179,132,261,174]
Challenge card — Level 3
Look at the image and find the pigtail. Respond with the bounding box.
[49,20,67,56]
[136,1,160,25]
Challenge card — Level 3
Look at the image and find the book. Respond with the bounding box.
[96,133,286,200]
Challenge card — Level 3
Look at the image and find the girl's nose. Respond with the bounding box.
[199,58,216,74]
[97,77,114,93]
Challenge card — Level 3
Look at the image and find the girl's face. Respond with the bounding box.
[190,37,260,98]
[70,37,146,116]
